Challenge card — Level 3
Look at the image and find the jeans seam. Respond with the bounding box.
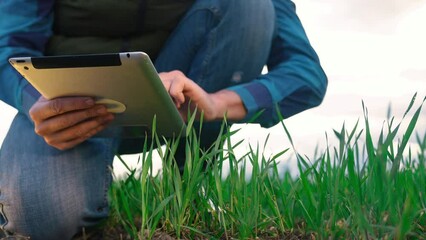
[102,139,112,209]
[199,28,216,85]
[195,5,220,86]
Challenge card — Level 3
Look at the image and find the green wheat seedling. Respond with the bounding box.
[103,94,425,239]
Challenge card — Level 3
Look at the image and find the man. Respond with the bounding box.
[0,0,327,239]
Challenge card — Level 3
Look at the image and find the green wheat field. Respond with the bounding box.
[81,94,425,239]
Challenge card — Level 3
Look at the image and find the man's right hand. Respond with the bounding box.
[29,96,114,150]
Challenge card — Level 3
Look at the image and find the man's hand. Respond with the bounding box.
[160,70,216,121]
[29,96,114,150]
[159,70,247,122]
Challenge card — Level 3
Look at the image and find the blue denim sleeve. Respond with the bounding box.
[228,0,328,127]
[0,0,54,119]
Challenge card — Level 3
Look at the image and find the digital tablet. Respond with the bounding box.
[9,52,186,138]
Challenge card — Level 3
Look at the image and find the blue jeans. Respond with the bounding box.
[0,0,274,239]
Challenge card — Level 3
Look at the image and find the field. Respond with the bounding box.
[83,95,425,239]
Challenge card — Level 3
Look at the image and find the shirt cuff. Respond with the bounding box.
[21,82,41,121]
[227,81,272,123]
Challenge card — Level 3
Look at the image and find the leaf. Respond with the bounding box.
[391,96,425,178]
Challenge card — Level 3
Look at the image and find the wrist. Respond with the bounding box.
[210,92,226,120]
[211,90,247,121]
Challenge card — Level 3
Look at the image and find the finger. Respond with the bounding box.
[159,72,185,108]
[30,97,95,122]
[52,137,86,151]
[34,105,108,136]
[52,122,111,151]
[170,91,185,108]
[168,77,186,106]
[44,114,114,148]
[178,109,188,122]
[49,122,108,151]
[162,79,172,92]
[181,80,207,101]
[158,72,174,90]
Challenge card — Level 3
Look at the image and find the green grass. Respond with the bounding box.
[93,95,425,239]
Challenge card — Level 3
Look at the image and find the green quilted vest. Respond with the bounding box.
[46,0,194,59]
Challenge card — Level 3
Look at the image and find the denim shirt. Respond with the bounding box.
[0,0,327,128]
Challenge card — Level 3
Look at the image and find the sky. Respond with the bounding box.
[1,0,425,177]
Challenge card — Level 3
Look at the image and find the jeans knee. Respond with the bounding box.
[0,178,109,240]
[189,0,275,32]
[0,116,115,239]
[219,0,276,47]
[223,0,275,27]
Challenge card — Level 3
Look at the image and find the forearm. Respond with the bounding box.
[0,0,54,115]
